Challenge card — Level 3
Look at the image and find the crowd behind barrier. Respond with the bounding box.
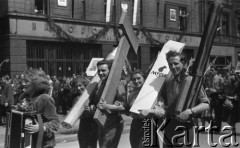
[0,67,239,132]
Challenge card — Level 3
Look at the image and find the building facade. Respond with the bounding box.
[0,0,240,77]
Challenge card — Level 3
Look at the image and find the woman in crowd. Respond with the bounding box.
[124,69,165,148]
[70,76,98,148]
[24,69,60,148]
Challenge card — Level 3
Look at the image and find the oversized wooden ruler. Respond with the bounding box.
[93,12,139,126]
[61,49,117,129]
[130,40,185,114]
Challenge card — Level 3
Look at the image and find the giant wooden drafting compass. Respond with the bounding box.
[93,11,139,126]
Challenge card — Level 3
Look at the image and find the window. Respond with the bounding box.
[112,0,116,23]
[223,0,232,5]
[165,4,188,31]
[179,7,188,31]
[182,49,194,61]
[132,0,135,11]
[139,0,143,25]
[209,56,232,69]
[157,1,160,20]
[104,0,107,21]
[35,0,48,14]
[127,47,141,70]
[27,41,102,77]
[237,16,240,37]
[105,0,115,22]
[82,0,86,20]
[72,0,74,18]
[221,12,229,35]
[150,47,161,63]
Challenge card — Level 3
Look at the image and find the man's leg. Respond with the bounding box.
[211,93,222,133]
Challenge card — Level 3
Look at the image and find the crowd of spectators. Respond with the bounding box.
[0,72,91,125]
[0,65,239,133]
[200,66,240,132]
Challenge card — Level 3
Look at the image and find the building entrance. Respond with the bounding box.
[27,41,102,77]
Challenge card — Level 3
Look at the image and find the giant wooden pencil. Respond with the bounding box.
[61,49,117,129]
[174,4,223,114]
[93,36,130,126]
[93,12,139,127]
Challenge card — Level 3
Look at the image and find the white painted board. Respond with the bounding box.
[86,58,104,76]
[62,48,117,128]
[130,40,185,114]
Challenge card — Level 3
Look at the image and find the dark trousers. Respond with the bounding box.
[78,118,98,148]
[210,93,224,132]
[0,104,7,117]
[59,92,68,115]
[0,104,8,124]
[98,116,124,148]
[222,99,239,126]
[130,119,145,148]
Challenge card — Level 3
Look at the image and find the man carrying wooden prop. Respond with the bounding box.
[158,51,210,148]
[63,6,137,148]
[157,3,222,148]
[92,59,126,148]
[91,5,139,148]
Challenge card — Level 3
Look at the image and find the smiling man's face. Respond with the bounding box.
[97,64,110,80]
[167,56,184,77]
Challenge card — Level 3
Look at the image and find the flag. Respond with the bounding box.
[122,58,132,76]
[185,57,195,74]
[223,62,232,70]
[204,56,217,75]
[235,62,240,73]
[223,62,232,71]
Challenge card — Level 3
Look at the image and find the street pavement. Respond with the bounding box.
[1,115,240,148]
[55,131,240,148]
[0,114,132,148]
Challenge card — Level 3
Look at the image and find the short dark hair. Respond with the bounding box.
[166,50,186,64]
[130,69,145,80]
[97,59,113,70]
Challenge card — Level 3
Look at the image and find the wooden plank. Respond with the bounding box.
[93,36,130,126]
[61,49,117,129]
[130,40,185,114]
[174,4,223,114]
[119,12,139,53]
[93,11,139,127]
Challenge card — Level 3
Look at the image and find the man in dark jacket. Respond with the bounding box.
[0,76,14,124]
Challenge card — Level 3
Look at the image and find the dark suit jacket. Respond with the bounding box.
[0,83,14,106]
